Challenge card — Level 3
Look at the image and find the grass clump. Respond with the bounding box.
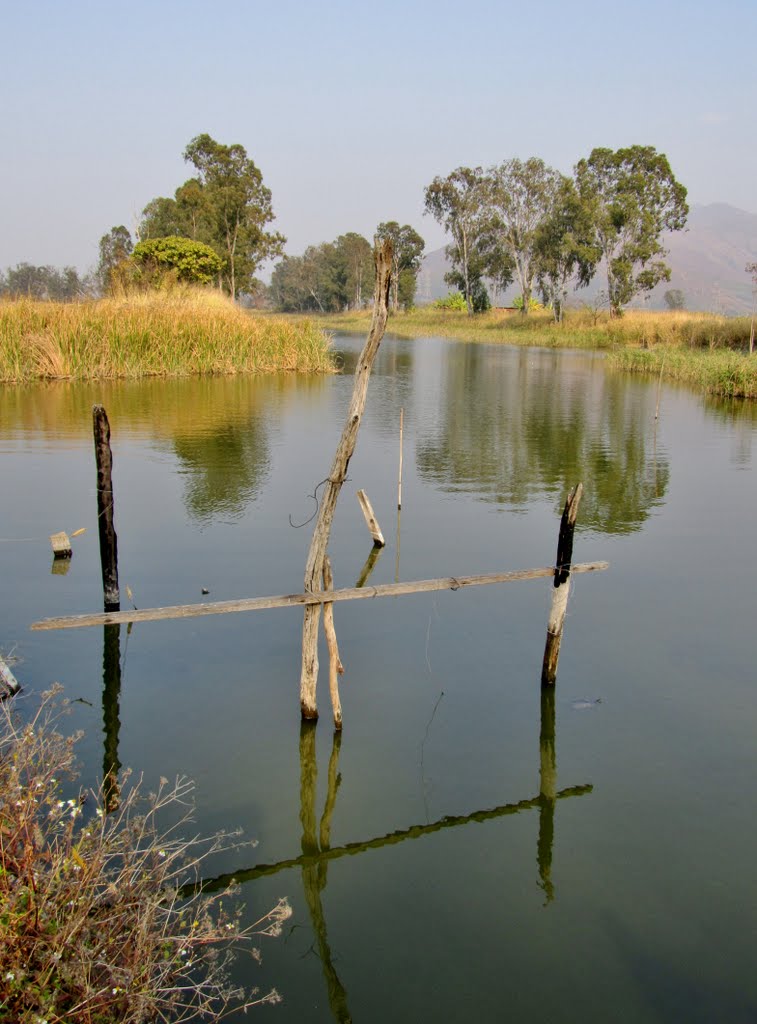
[0,289,335,383]
[0,687,290,1023]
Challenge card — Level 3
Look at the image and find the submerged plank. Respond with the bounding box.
[30,561,608,631]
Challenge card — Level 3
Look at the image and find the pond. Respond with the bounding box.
[2,332,757,1022]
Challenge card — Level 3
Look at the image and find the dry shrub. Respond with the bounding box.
[0,687,290,1023]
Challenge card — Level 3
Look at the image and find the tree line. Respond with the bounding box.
[424,146,689,319]
[2,137,696,320]
[270,223,424,313]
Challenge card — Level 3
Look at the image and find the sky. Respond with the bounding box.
[2,0,756,275]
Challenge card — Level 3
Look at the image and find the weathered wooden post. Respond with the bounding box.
[93,405,120,612]
[356,489,385,547]
[321,557,344,730]
[541,483,583,685]
[300,240,392,720]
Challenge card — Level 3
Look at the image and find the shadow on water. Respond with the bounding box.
[184,677,590,1021]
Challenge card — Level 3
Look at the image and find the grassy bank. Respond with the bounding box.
[0,290,335,383]
[316,307,757,398]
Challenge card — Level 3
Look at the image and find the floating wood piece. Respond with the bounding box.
[356,490,385,547]
[93,405,120,612]
[542,483,584,685]
[50,531,72,559]
[31,561,609,631]
[300,240,393,720]
[398,407,404,511]
[0,655,21,697]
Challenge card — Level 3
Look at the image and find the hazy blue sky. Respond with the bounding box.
[2,0,756,274]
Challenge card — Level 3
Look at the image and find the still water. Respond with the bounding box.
[2,334,757,1022]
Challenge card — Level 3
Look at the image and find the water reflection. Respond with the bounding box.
[172,418,269,525]
[102,623,122,811]
[192,689,591,1020]
[415,345,669,532]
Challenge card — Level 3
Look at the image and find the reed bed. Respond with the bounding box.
[0,290,335,383]
[314,307,755,398]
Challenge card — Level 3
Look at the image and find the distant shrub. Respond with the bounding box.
[434,291,468,311]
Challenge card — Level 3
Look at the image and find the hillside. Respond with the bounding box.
[416,203,757,314]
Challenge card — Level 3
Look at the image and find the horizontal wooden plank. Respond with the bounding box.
[30,561,609,632]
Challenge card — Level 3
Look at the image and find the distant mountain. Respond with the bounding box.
[415,203,757,315]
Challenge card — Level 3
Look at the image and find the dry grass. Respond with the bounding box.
[0,289,335,383]
[0,687,291,1023]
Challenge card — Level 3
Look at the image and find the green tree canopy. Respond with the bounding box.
[534,176,599,322]
[575,146,688,316]
[139,134,285,299]
[270,234,373,312]
[424,167,500,316]
[132,237,223,285]
[488,157,564,315]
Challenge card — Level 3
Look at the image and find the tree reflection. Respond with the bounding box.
[416,345,669,533]
[172,418,269,524]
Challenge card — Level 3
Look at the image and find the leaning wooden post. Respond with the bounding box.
[356,489,385,547]
[541,483,583,685]
[322,557,344,731]
[299,239,392,720]
[93,405,120,612]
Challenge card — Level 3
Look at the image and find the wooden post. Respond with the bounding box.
[93,405,120,612]
[322,557,344,731]
[541,483,583,685]
[300,240,392,720]
[398,407,404,510]
[356,489,385,547]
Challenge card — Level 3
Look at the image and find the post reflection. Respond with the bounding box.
[537,685,557,904]
[299,723,352,1023]
[102,623,122,812]
[189,700,592,1022]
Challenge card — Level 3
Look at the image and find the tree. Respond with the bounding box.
[575,146,688,317]
[0,264,88,300]
[376,222,425,311]
[488,157,563,315]
[334,233,372,309]
[663,288,685,310]
[140,135,285,299]
[424,167,498,316]
[131,237,223,286]
[182,134,285,299]
[534,176,599,323]
[97,226,133,293]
